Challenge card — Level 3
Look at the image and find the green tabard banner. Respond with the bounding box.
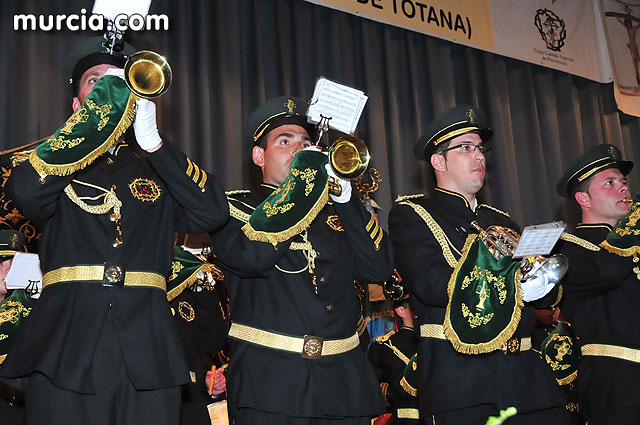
[243,150,329,245]
[443,234,523,354]
[29,75,136,177]
[601,192,640,257]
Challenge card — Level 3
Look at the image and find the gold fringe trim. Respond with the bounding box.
[556,369,578,386]
[400,376,417,397]
[167,263,220,302]
[398,200,460,267]
[241,182,329,245]
[559,233,600,251]
[443,234,524,355]
[599,239,640,257]
[29,93,137,177]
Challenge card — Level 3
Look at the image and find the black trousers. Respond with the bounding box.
[234,408,372,425]
[588,408,640,425]
[425,404,572,425]
[25,310,181,425]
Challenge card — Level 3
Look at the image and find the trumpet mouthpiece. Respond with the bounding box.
[623,197,633,204]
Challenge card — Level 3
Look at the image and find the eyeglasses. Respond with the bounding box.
[437,143,491,155]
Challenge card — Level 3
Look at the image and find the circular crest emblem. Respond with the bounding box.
[534,9,567,52]
[129,178,162,202]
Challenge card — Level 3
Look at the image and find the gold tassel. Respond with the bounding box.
[29,93,137,177]
[167,263,222,302]
[600,239,640,257]
[556,369,578,386]
[400,376,417,397]
[241,182,329,245]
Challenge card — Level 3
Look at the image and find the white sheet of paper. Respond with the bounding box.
[306,77,368,135]
[512,221,567,259]
[93,0,152,21]
[5,252,43,296]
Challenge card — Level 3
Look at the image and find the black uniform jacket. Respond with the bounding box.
[170,286,228,425]
[556,223,640,417]
[389,188,564,416]
[211,184,393,418]
[0,141,228,394]
[368,326,419,424]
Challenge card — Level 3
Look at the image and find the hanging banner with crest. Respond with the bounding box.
[305,0,612,83]
[600,0,640,117]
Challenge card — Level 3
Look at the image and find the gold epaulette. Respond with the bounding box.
[478,203,511,217]
[394,193,425,203]
[559,233,601,251]
[226,190,254,224]
[375,330,395,343]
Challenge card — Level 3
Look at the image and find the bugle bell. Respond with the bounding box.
[124,50,172,98]
[328,135,370,180]
[470,221,568,286]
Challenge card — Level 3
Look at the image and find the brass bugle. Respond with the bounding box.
[327,135,370,180]
[124,50,172,98]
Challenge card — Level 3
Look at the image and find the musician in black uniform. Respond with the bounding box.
[211,96,393,425]
[0,230,30,425]
[555,144,639,425]
[368,292,419,424]
[0,37,229,425]
[389,106,567,425]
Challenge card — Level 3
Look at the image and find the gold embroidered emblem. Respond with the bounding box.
[263,179,295,217]
[285,99,296,114]
[47,135,85,151]
[169,261,184,281]
[178,301,195,322]
[0,301,31,327]
[10,234,18,249]
[460,266,508,328]
[290,167,317,196]
[609,146,617,159]
[554,340,572,361]
[466,108,477,124]
[128,178,162,202]
[85,99,113,131]
[326,214,344,231]
[59,107,89,135]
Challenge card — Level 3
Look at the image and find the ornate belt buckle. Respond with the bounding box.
[301,335,324,359]
[505,336,521,355]
[103,262,125,287]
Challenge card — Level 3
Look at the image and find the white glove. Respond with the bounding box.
[133,99,162,152]
[105,68,125,80]
[520,269,555,302]
[325,162,352,203]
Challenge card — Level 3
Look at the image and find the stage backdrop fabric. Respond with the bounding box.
[1,0,640,231]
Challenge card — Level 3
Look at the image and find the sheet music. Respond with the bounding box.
[512,221,567,259]
[306,77,368,135]
[92,0,152,21]
[5,252,43,297]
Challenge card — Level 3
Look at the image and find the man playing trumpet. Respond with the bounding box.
[555,144,639,425]
[0,37,229,425]
[211,96,393,424]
